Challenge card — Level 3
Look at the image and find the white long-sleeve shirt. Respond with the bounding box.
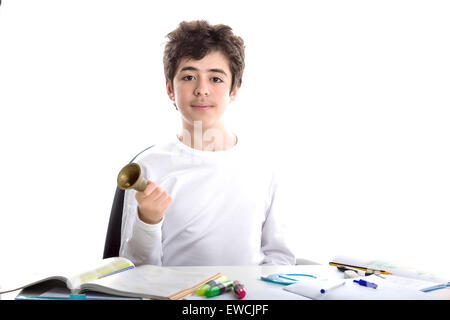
[119,134,295,266]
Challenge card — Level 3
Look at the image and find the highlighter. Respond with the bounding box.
[233,280,246,299]
[195,275,228,296]
[205,281,234,298]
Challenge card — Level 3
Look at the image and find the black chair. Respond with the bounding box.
[103,145,155,259]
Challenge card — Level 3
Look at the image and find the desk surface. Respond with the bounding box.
[3,264,448,300]
[1,264,339,300]
[173,264,339,300]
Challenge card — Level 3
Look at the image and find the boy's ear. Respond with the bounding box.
[229,84,240,102]
[166,80,175,101]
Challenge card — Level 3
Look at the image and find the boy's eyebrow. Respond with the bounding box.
[179,66,228,77]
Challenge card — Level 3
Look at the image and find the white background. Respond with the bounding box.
[0,0,449,277]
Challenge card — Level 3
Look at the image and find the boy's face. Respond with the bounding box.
[166,50,239,131]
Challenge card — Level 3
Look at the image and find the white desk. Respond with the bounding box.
[167,264,340,300]
[171,265,445,300]
[2,264,339,300]
[3,264,448,300]
[178,265,343,300]
[171,265,344,300]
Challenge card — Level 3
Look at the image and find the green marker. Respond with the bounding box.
[205,281,234,298]
[195,276,228,296]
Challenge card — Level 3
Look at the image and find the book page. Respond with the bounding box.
[81,265,220,299]
[33,286,142,300]
[0,257,135,294]
[0,262,70,294]
[68,257,134,291]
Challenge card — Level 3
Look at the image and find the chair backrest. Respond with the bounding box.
[103,145,155,259]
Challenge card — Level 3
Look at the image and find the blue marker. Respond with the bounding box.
[353,279,378,289]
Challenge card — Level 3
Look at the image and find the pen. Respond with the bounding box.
[233,280,246,299]
[353,279,378,289]
[320,281,346,294]
[421,283,450,293]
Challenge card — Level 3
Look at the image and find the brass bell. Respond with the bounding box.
[117,163,147,192]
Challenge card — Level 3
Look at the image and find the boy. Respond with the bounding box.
[119,20,295,266]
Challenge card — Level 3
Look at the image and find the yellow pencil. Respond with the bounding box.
[329,262,391,275]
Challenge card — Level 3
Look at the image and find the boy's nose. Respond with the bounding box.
[194,85,209,97]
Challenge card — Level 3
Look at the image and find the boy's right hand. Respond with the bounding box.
[135,180,172,225]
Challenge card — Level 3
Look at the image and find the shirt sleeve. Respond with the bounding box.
[260,171,296,265]
[119,188,164,266]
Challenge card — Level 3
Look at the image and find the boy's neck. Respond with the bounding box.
[177,121,237,152]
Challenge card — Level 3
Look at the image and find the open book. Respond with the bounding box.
[0,257,221,300]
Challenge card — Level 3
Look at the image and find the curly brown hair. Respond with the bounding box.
[163,20,245,94]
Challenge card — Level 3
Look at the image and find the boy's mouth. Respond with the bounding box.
[191,104,213,110]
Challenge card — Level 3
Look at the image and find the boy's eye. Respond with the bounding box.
[212,77,223,83]
[182,75,195,81]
